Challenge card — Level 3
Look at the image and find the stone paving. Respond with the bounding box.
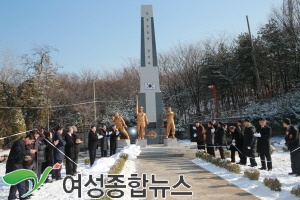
[135,144,259,200]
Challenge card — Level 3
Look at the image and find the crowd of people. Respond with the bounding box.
[193,117,300,175]
[4,123,121,199]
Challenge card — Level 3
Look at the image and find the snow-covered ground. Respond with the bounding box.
[1,138,300,199]
[192,137,300,200]
[0,145,141,200]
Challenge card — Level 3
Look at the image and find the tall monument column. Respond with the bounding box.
[139,5,163,129]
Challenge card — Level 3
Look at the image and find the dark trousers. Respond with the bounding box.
[52,160,62,179]
[197,141,205,150]
[249,157,257,166]
[101,149,108,157]
[110,148,116,156]
[240,153,247,164]
[290,149,300,174]
[238,150,246,163]
[42,162,53,181]
[218,147,225,159]
[8,180,26,199]
[206,144,215,157]
[89,149,96,166]
[66,156,74,175]
[231,150,236,162]
[260,153,272,169]
[73,153,79,173]
[37,162,43,179]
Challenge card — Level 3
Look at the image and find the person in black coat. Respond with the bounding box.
[6,132,36,200]
[193,121,206,150]
[72,126,83,174]
[34,130,47,180]
[88,125,102,166]
[65,126,75,176]
[109,124,120,156]
[243,119,257,167]
[237,120,245,136]
[214,122,226,159]
[99,125,109,157]
[52,126,66,180]
[228,126,244,163]
[42,131,58,183]
[283,118,300,176]
[256,118,272,171]
[205,122,215,157]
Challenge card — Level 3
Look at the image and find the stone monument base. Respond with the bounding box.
[136,139,147,147]
[164,138,177,147]
[117,139,130,148]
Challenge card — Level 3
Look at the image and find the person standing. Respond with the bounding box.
[256,118,272,171]
[72,125,82,174]
[237,120,245,136]
[193,121,206,150]
[283,118,300,176]
[228,126,244,163]
[42,131,58,183]
[109,124,119,156]
[65,126,75,176]
[6,132,36,200]
[243,119,257,167]
[214,122,226,159]
[88,125,102,166]
[52,126,66,180]
[99,125,109,157]
[34,130,47,179]
[205,122,215,157]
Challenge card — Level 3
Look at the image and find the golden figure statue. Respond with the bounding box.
[136,95,149,140]
[111,112,130,140]
[164,106,176,139]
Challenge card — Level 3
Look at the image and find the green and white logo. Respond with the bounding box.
[2,163,61,198]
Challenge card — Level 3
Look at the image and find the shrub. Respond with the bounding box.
[84,157,90,165]
[291,185,300,197]
[282,146,289,152]
[196,150,241,174]
[225,163,241,174]
[108,153,128,174]
[224,150,231,158]
[244,169,260,180]
[263,178,282,191]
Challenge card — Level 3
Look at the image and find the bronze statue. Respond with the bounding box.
[164,106,176,139]
[111,112,130,140]
[136,95,149,140]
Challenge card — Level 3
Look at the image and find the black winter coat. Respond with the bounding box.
[256,125,272,154]
[229,128,243,151]
[205,127,215,144]
[65,133,75,159]
[53,132,66,161]
[214,127,226,146]
[243,126,257,156]
[109,130,119,151]
[99,129,109,151]
[88,130,99,150]
[6,138,30,173]
[36,137,47,163]
[285,125,300,151]
[44,138,54,167]
[72,133,80,155]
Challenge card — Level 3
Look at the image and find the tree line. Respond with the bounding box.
[0,0,299,139]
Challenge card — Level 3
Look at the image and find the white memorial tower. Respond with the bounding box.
[138,5,163,129]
